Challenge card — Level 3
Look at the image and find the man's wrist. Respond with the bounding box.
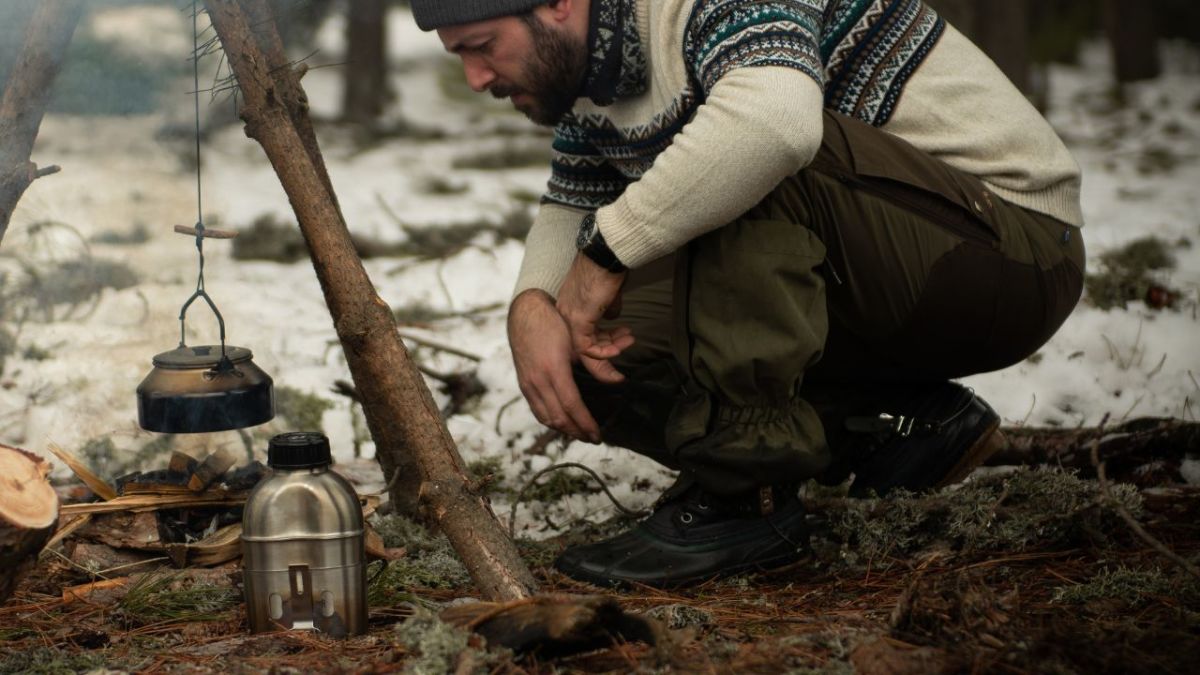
[575,213,627,273]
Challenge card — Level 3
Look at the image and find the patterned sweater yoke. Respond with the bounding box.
[514,0,1083,298]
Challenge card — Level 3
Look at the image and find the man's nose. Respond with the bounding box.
[463,58,496,93]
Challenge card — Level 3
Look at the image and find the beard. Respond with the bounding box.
[492,16,587,126]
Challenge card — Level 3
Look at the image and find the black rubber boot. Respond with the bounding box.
[843,382,1001,497]
[553,478,808,588]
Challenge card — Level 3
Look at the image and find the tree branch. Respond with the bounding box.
[202,0,535,601]
[0,0,83,245]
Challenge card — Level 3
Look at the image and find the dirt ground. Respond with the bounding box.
[3,469,1199,674]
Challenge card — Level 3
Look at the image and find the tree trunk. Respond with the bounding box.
[0,444,60,603]
[0,0,83,247]
[203,0,536,602]
[342,0,389,125]
[927,0,1031,95]
[1104,0,1161,83]
[973,0,1031,95]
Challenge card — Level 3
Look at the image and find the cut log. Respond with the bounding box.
[0,444,60,603]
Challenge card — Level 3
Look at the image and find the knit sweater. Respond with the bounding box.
[514,0,1083,298]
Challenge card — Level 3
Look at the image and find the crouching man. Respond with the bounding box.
[411,0,1085,587]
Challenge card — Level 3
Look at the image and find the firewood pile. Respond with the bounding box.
[27,443,389,605]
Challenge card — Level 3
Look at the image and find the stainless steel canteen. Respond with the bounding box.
[241,432,367,637]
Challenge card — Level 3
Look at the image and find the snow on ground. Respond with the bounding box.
[1,6,1198,537]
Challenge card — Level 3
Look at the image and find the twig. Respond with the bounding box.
[508,462,650,537]
[495,395,523,436]
[397,329,483,362]
[1089,438,1200,581]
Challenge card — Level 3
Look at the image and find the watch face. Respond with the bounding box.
[576,214,596,249]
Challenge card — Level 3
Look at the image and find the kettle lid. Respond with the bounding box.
[268,432,332,469]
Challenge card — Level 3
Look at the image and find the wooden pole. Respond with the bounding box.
[0,0,83,246]
[202,0,536,601]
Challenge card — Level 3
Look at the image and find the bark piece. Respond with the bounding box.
[0,0,83,244]
[0,444,60,603]
[67,542,161,575]
[77,511,162,551]
[203,0,536,601]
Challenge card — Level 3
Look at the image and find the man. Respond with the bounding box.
[411,0,1085,587]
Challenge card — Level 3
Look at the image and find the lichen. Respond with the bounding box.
[645,603,715,630]
[1053,566,1200,607]
[394,608,494,675]
[823,468,1143,568]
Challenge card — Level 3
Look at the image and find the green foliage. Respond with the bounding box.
[274,386,334,433]
[824,468,1142,568]
[1053,566,1200,607]
[114,572,239,627]
[466,455,511,498]
[1084,236,1177,310]
[523,470,601,503]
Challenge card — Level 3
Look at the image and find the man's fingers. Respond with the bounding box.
[550,375,600,443]
[582,355,625,385]
[581,326,635,361]
[522,379,586,440]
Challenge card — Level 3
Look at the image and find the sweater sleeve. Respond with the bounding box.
[598,66,825,269]
[511,201,588,300]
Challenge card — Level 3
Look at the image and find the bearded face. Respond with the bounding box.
[491,15,588,126]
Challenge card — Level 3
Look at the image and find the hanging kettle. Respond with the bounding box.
[137,344,274,433]
[136,224,275,433]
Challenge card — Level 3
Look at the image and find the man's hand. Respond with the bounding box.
[508,289,602,442]
[555,253,634,384]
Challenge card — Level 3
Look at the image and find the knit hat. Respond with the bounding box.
[410,0,546,31]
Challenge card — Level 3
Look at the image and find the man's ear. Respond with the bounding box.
[541,0,577,26]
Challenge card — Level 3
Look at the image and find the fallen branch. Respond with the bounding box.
[1090,439,1200,581]
[988,417,1199,476]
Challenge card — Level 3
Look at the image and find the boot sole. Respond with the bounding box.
[557,548,808,590]
[934,418,1002,488]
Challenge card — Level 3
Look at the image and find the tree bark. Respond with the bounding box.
[987,417,1199,479]
[1104,0,1161,83]
[0,444,60,604]
[0,0,83,247]
[203,0,536,602]
[342,0,389,125]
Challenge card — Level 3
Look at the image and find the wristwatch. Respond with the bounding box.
[575,212,627,273]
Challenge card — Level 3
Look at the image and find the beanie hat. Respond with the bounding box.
[410,0,546,31]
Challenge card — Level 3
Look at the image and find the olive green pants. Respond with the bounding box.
[576,111,1085,496]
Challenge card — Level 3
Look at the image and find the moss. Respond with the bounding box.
[1085,236,1178,310]
[451,142,552,170]
[0,326,13,374]
[91,224,150,245]
[231,214,308,263]
[417,176,469,196]
[18,257,139,318]
[79,436,120,478]
[1053,566,1200,607]
[823,468,1143,568]
[0,646,109,674]
[523,470,601,503]
[21,344,52,361]
[465,456,510,499]
[274,386,334,433]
